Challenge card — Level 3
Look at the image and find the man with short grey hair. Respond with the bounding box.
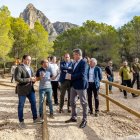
[65,48,88,128]
[87,58,102,116]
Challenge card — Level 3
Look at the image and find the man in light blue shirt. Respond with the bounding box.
[36,59,56,119]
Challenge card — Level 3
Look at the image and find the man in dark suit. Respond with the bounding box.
[87,58,102,116]
[15,55,42,128]
[65,49,88,128]
[59,53,73,113]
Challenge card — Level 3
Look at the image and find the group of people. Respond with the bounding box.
[13,48,139,129]
[105,59,140,98]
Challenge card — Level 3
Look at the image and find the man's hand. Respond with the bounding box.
[65,73,71,80]
[30,77,36,82]
[40,72,45,78]
[51,76,56,80]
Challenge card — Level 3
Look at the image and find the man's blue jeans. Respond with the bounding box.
[107,76,114,91]
[39,88,53,116]
[18,91,37,122]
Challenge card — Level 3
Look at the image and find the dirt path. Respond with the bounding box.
[0,77,140,140]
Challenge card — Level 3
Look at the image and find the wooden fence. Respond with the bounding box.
[100,80,140,118]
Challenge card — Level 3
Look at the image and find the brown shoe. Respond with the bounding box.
[109,90,113,94]
[49,113,54,119]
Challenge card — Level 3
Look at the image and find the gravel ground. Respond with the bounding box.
[0,75,140,140]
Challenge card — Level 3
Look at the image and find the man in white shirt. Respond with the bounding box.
[49,56,59,105]
[87,58,102,117]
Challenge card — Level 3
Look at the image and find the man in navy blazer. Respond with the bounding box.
[65,49,88,128]
[59,53,73,113]
[87,58,102,116]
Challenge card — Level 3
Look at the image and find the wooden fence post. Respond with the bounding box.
[42,96,49,140]
[106,83,109,111]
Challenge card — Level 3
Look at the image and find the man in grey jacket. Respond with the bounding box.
[15,55,42,128]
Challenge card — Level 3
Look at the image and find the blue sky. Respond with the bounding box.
[0,0,140,28]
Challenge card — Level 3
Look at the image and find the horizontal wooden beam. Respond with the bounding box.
[101,80,140,95]
[0,82,16,87]
[100,93,140,118]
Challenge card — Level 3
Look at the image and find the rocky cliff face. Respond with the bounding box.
[53,22,78,34]
[20,3,78,40]
[20,3,57,39]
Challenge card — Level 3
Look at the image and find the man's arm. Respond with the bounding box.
[119,67,123,77]
[98,67,102,81]
[60,62,69,71]
[15,66,30,83]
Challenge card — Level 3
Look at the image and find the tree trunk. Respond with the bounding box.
[3,62,6,74]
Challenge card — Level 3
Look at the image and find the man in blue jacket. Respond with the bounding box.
[59,53,73,113]
[65,49,88,128]
[87,58,102,116]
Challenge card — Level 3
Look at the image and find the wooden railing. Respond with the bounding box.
[100,80,140,118]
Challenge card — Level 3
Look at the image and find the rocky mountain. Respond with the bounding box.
[20,3,57,40]
[20,3,78,41]
[53,22,78,34]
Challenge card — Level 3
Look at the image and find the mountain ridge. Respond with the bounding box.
[20,3,78,40]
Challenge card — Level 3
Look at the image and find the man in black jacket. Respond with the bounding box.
[59,53,73,113]
[15,55,42,128]
[105,61,114,94]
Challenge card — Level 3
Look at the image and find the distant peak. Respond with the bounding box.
[26,3,35,9]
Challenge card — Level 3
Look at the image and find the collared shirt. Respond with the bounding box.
[73,58,82,71]
[36,67,53,89]
[66,62,69,67]
[89,67,94,82]
[23,64,32,77]
[49,63,59,81]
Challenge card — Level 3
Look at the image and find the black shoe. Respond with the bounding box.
[88,110,93,115]
[40,114,43,118]
[59,109,63,113]
[55,103,59,106]
[67,109,71,113]
[95,112,99,117]
[119,89,122,92]
[79,120,87,128]
[132,94,139,97]
[90,112,93,115]
[124,96,127,99]
[46,102,48,106]
[65,118,77,123]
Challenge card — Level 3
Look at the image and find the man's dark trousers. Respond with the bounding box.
[87,82,99,113]
[60,80,71,110]
[51,81,58,104]
[132,73,140,89]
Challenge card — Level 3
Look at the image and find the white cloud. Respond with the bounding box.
[0,0,140,27]
[106,0,140,27]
